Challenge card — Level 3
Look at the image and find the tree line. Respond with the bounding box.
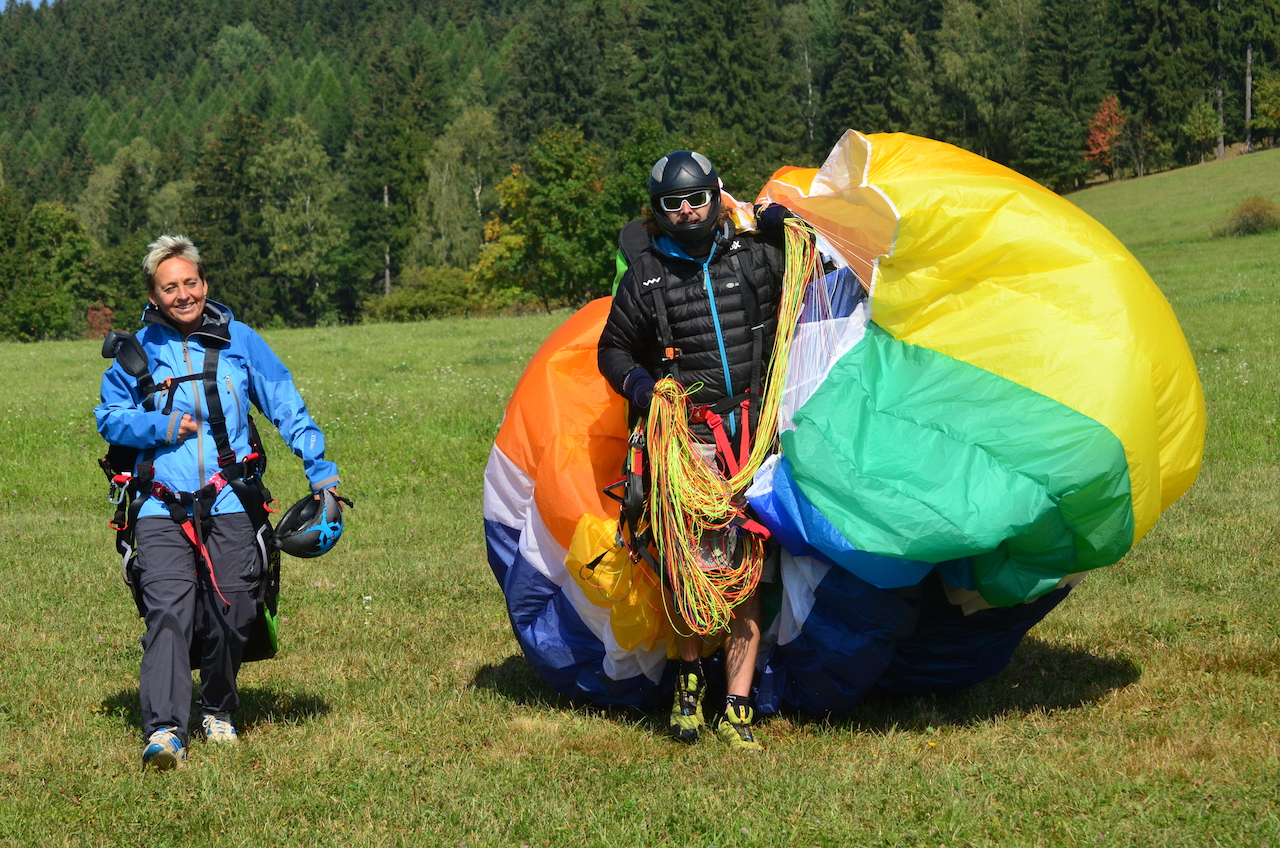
[0,0,1278,341]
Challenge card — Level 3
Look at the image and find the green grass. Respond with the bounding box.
[2,153,1279,846]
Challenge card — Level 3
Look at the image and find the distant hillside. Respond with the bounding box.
[1071,148,1280,253]
[0,0,1278,340]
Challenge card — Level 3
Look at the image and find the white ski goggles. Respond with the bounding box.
[657,190,713,212]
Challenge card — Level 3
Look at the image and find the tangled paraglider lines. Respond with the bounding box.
[645,219,820,635]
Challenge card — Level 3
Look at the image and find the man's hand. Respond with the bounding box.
[754,202,794,234]
[624,368,656,410]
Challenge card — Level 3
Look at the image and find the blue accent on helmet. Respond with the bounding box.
[275,491,345,558]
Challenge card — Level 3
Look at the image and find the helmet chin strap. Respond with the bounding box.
[679,221,732,258]
[713,221,733,248]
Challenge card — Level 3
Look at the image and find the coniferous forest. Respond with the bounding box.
[0,0,1277,340]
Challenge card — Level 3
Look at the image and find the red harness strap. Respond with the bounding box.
[687,398,772,544]
[108,460,262,611]
[691,398,752,479]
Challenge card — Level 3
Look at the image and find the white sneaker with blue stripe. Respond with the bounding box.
[142,728,185,770]
[201,712,238,744]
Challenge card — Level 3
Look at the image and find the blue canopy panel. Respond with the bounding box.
[485,518,671,710]
[756,561,917,715]
[875,573,1072,696]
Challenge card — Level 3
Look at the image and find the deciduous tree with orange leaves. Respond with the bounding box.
[1086,95,1125,180]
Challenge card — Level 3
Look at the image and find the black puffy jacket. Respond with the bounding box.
[598,220,785,420]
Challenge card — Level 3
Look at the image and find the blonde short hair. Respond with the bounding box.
[142,235,204,294]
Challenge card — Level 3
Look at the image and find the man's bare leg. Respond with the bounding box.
[717,590,764,751]
[724,590,761,697]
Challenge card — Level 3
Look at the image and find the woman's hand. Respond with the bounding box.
[177,414,198,440]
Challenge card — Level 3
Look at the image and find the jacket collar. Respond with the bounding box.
[143,300,233,345]
[654,220,741,264]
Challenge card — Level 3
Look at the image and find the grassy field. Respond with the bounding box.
[1,151,1278,847]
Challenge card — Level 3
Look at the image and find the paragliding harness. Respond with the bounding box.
[99,329,281,664]
[592,221,772,579]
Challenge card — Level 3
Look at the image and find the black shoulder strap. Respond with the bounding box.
[199,341,274,527]
[619,220,684,382]
[728,244,764,428]
[728,250,759,330]
[102,330,158,412]
[618,219,650,273]
[645,284,681,383]
[199,344,237,469]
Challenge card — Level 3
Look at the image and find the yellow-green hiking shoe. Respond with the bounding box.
[715,703,763,752]
[669,668,706,743]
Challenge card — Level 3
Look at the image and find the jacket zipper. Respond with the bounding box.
[183,338,205,487]
[699,245,736,436]
[225,374,243,422]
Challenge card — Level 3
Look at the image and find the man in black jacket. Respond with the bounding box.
[598,150,788,751]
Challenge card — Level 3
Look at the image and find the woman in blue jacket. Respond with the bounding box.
[96,235,340,770]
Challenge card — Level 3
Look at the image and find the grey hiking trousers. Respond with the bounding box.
[134,513,262,743]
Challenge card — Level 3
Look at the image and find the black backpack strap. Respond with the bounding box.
[619,219,683,380]
[198,344,238,469]
[198,342,275,532]
[102,330,159,411]
[728,250,759,329]
[617,219,650,273]
[725,246,764,433]
[644,283,681,383]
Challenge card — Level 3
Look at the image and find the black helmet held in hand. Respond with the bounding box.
[274,490,351,558]
[648,150,722,246]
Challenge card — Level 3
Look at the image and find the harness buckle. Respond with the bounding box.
[662,346,682,362]
[688,405,719,426]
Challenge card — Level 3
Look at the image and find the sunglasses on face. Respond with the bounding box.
[657,190,713,212]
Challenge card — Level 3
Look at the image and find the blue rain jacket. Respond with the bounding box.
[96,301,339,520]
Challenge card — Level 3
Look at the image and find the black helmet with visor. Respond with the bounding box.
[648,151,722,246]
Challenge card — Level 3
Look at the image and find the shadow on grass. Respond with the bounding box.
[471,655,576,710]
[471,655,671,734]
[818,636,1142,734]
[99,685,332,732]
[475,637,1140,738]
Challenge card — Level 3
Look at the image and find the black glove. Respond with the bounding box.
[623,367,656,410]
[754,202,794,234]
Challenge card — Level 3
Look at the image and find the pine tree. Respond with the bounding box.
[500,0,642,153]
[1015,0,1111,189]
[345,40,445,300]
[639,0,803,188]
[1115,0,1215,164]
[186,102,273,323]
[107,155,153,246]
[933,0,1035,164]
[0,185,26,326]
[819,0,944,150]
